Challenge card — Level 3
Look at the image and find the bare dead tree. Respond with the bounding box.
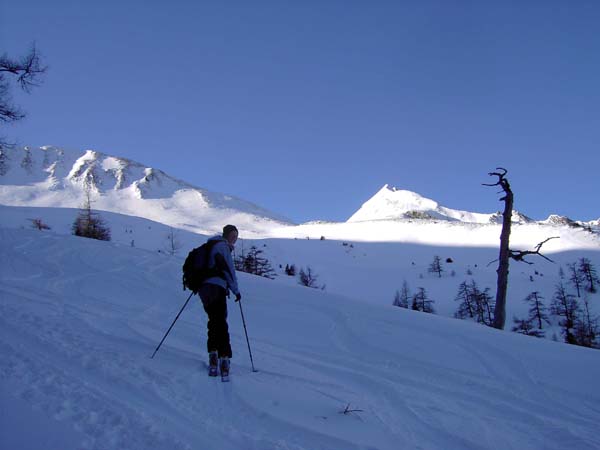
[484,168,558,329]
[340,403,363,415]
[28,218,51,231]
[483,168,514,330]
[508,237,558,264]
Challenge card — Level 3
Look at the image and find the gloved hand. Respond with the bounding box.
[235,293,242,302]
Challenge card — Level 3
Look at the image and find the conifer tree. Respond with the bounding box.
[454,281,475,319]
[574,296,599,348]
[550,282,579,345]
[235,246,276,279]
[454,280,494,325]
[428,255,444,278]
[475,287,495,326]
[524,291,550,330]
[393,281,410,308]
[567,262,585,298]
[72,191,111,241]
[511,317,544,338]
[578,258,599,294]
[411,287,435,313]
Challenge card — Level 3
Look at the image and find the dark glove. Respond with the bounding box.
[235,293,242,302]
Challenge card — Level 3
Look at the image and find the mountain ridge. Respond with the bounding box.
[1,146,598,237]
[0,145,293,236]
[349,183,598,229]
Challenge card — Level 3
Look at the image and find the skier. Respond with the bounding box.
[198,224,241,381]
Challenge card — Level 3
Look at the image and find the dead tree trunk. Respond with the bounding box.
[484,168,513,329]
[484,168,558,330]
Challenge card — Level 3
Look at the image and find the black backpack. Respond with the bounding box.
[182,240,223,293]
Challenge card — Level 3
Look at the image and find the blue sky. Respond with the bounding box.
[2,1,599,223]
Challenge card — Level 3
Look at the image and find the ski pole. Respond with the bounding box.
[238,299,258,372]
[151,291,194,359]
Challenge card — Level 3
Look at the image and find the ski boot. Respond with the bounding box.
[208,351,218,377]
[220,357,230,382]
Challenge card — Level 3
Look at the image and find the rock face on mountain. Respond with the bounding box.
[0,146,292,235]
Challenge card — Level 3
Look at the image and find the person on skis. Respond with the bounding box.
[198,224,241,379]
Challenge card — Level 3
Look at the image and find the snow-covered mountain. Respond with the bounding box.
[348,184,598,229]
[2,146,598,244]
[0,146,292,236]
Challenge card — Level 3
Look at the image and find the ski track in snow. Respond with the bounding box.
[1,228,600,450]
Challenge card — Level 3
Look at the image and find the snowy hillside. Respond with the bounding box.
[0,146,292,236]
[1,202,599,332]
[2,227,600,450]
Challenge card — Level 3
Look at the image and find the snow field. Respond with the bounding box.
[1,227,600,450]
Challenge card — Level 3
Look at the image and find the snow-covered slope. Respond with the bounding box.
[1,203,599,348]
[0,146,292,236]
[2,227,600,450]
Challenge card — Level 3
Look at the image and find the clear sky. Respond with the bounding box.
[1,1,599,224]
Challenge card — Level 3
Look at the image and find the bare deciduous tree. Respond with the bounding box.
[1,44,47,147]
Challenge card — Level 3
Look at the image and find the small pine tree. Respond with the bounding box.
[475,287,495,326]
[524,291,550,330]
[236,246,276,279]
[428,255,444,278]
[574,296,599,348]
[511,317,544,338]
[454,281,476,319]
[299,266,320,289]
[72,191,111,241]
[393,281,410,308]
[285,264,297,276]
[567,262,585,297]
[578,258,599,294]
[550,282,579,345]
[454,280,494,325]
[411,287,435,313]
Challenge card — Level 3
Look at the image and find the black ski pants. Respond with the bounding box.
[198,283,232,358]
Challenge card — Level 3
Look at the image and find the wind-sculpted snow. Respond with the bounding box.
[1,227,600,449]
